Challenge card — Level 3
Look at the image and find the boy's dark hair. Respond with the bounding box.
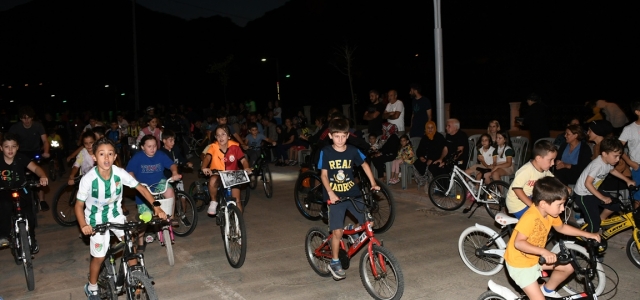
[140,134,157,146]
[399,134,411,145]
[477,133,492,149]
[600,136,623,154]
[631,101,640,113]
[532,140,557,158]
[216,110,228,119]
[369,89,379,96]
[81,130,95,141]
[532,176,568,205]
[328,118,349,134]
[92,126,106,137]
[145,116,157,124]
[247,122,258,130]
[18,106,35,118]
[47,128,57,136]
[162,129,175,139]
[368,133,377,139]
[92,137,116,154]
[410,83,422,95]
[1,132,20,144]
[527,93,541,103]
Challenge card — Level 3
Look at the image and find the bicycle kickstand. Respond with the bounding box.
[462,200,482,218]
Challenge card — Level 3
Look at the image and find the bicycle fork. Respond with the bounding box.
[14,219,31,260]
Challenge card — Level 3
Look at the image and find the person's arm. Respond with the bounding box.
[427,109,432,122]
[360,162,380,191]
[554,223,600,242]
[433,146,449,166]
[513,231,557,264]
[513,188,533,207]
[75,199,92,235]
[584,175,612,204]
[26,161,49,186]
[610,169,636,188]
[40,133,50,157]
[168,164,181,181]
[201,154,213,175]
[320,169,339,204]
[134,184,166,219]
[493,156,513,170]
[68,166,80,185]
[66,145,83,162]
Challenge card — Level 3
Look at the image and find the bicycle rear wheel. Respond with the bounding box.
[172,191,197,237]
[458,226,505,276]
[428,174,465,211]
[51,183,79,226]
[262,164,273,198]
[359,245,404,300]
[221,205,247,268]
[294,171,324,220]
[127,270,158,300]
[477,291,507,300]
[626,229,640,269]
[188,180,209,212]
[483,181,509,218]
[305,227,332,277]
[367,179,396,234]
[19,223,35,291]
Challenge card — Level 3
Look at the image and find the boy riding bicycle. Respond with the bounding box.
[319,119,379,280]
[75,138,166,299]
[504,177,599,299]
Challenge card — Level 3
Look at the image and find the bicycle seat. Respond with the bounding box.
[475,167,492,175]
[494,213,518,226]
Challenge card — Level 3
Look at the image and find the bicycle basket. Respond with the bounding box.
[156,198,175,217]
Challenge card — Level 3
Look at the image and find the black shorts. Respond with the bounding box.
[328,197,365,231]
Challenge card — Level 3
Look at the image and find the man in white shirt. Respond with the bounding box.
[382,90,405,136]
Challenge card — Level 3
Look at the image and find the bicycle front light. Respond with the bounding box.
[12,192,19,198]
[50,141,60,148]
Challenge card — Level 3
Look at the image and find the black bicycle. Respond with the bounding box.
[0,180,40,291]
[247,144,274,198]
[94,221,159,300]
[294,164,396,234]
[189,171,250,212]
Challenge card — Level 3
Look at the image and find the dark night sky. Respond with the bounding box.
[0,0,289,26]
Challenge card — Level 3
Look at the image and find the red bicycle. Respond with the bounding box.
[304,195,404,300]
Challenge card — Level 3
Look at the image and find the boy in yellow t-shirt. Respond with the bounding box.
[504,177,600,299]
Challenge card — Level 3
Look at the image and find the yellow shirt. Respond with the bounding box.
[504,204,562,268]
[506,162,554,213]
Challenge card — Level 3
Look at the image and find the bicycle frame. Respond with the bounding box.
[600,212,635,240]
[445,165,498,205]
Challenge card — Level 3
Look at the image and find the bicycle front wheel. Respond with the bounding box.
[127,270,158,300]
[19,223,35,291]
[294,171,324,220]
[626,229,640,268]
[428,174,465,211]
[51,183,78,226]
[162,228,174,266]
[305,227,332,277]
[221,205,247,268]
[552,242,606,296]
[477,291,507,300]
[262,164,273,198]
[359,245,404,300]
[458,226,505,276]
[173,191,197,237]
[369,179,396,234]
[483,181,509,218]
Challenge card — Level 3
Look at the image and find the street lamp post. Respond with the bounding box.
[261,58,281,102]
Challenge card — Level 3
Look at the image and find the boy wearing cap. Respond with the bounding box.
[619,101,640,206]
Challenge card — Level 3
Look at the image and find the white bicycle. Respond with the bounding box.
[458,212,606,295]
[428,162,509,218]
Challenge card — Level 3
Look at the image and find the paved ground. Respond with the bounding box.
[1,163,638,300]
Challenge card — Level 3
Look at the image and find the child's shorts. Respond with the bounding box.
[505,262,541,289]
[90,215,126,258]
[328,198,365,231]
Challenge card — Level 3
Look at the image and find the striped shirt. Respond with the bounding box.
[77,166,139,226]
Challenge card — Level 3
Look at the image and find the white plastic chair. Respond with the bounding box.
[501,136,529,183]
[534,137,556,148]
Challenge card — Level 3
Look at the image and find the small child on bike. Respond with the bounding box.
[388,134,416,185]
[573,137,636,233]
[0,133,49,252]
[159,129,193,170]
[319,118,380,280]
[126,134,181,252]
[506,140,558,219]
[243,122,276,168]
[75,137,166,299]
[201,125,252,215]
[504,176,600,299]
[68,131,96,185]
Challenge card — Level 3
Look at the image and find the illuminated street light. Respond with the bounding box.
[62,100,67,103]
[24,84,29,87]
[105,84,110,88]
[261,58,267,62]
[121,93,126,96]
[51,95,55,97]
[10,100,14,103]
[285,74,291,78]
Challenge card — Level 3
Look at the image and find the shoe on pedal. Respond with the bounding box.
[329,260,346,280]
[207,201,219,216]
[31,239,39,254]
[84,283,100,299]
[540,285,561,298]
[40,200,50,212]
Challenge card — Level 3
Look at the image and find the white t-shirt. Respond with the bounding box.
[478,146,495,165]
[77,166,139,226]
[74,148,95,175]
[273,107,282,118]
[619,122,640,163]
[574,156,614,196]
[385,100,405,131]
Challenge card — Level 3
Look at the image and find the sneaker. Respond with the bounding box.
[329,260,346,280]
[84,283,100,299]
[0,237,9,247]
[207,201,219,216]
[289,160,298,166]
[31,239,39,254]
[39,200,50,212]
[540,285,561,298]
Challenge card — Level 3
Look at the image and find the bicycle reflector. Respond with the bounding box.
[300,167,310,188]
[12,192,19,198]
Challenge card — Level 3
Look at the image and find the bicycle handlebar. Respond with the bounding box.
[93,221,144,234]
[538,239,599,265]
[140,179,176,195]
[327,192,379,213]
[0,180,40,192]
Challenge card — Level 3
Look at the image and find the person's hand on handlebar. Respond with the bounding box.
[327,192,340,205]
[600,196,612,204]
[244,167,253,175]
[80,224,93,236]
[153,206,167,220]
[39,177,49,186]
[371,184,380,191]
[170,173,182,181]
[584,232,601,243]
[201,168,214,176]
[41,152,50,159]
[539,249,557,265]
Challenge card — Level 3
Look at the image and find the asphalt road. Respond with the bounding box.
[1,164,638,300]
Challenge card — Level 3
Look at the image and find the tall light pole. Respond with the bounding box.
[261,58,281,102]
[433,0,445,132]
[132,0,140,112]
